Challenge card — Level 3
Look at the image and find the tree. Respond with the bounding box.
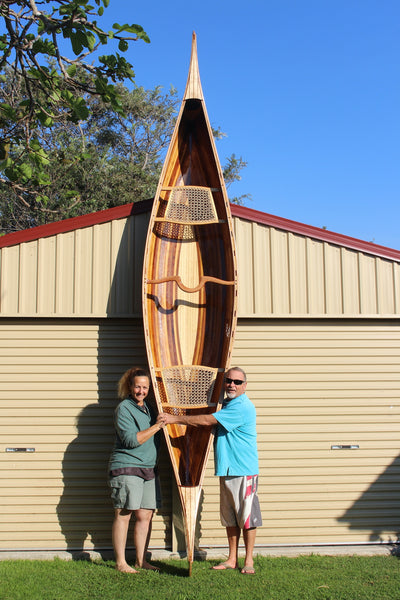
[223,154,252,206]
[0,0,149,209]
[0,73,180,231]
[0,1,249,233]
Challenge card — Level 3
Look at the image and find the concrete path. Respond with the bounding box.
[0,544,397,561]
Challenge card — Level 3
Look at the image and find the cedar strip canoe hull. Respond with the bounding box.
[142,33,237,568]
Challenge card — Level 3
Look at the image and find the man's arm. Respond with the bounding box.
[157,413,218,427]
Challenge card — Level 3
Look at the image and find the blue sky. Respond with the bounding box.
[115,0,399,250]
[10,1,400,249]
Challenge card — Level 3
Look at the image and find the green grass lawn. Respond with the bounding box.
[0,555,399,600]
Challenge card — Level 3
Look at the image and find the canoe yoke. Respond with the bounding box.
[146,274,235,294]
[155,365,224,410]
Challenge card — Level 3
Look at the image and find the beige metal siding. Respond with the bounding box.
[1,207,400,552]
[0,213,149,318]
[1,318,399,550]
[197,320,400,547]
[1,213,399,319]
[0,319,172,550]
[234,219,400,318]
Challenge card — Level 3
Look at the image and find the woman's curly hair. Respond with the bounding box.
[118,367,150,399]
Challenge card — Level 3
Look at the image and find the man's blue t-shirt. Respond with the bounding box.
[213,393,259,476]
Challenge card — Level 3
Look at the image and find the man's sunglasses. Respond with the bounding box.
[225,378,245,385]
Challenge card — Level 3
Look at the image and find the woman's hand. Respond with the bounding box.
[157,413,172,426]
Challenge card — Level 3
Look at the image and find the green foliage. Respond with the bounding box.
[223,154,252,206]
[0,72,180,232]
[0,1,248,234]
[0,0,149,211]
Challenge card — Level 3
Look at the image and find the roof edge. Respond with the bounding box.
[0,198,398,262]
[231,204,400,262]
[0,199,153,249]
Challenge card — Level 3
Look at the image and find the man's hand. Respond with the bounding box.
[157,413,175,426]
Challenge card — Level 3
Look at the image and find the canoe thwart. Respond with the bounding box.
[156,365,221,408]
[145,274,235,293]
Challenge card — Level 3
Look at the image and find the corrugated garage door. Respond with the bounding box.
[1,318,400,552]
[198,319,400,548]
[0,319,172,551]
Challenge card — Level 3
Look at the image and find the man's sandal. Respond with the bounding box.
[241,566,255,574]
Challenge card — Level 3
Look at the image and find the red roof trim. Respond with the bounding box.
[231,204,400,261]
[0,198,398,261]
[0,200,153,249]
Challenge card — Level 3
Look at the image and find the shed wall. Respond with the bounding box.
[1,214,399,319]
[233,219,400,318]
[0,319,172,550]
[0,213,149,318]
[1,318,399,551]
[199,319,400,547]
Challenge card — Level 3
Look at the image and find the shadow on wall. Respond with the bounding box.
[337,454,400,543]
[56,403,115,558]
[56,396,172,558]
[56,211,173,557]
[57,212,146,552]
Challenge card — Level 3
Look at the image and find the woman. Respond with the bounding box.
[109,367,163,573]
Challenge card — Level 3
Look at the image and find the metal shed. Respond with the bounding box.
[1,200,399,553]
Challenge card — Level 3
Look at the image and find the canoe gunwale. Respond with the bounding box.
[142,33,237,569]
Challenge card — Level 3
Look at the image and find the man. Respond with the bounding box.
[157,367,262,574]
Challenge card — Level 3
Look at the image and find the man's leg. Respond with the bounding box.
[212,526,240,569]
[242,527,257,573]
[226,525,241,566]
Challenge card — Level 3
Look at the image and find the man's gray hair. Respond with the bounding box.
[226,366,247,382]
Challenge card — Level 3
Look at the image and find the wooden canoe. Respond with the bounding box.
[142,33,238,573]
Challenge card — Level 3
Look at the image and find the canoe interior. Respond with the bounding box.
[143,45,237,493]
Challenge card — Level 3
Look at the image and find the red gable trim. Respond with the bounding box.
[0,198,398,262]
[231,204,400,262]
[0,200,153,249]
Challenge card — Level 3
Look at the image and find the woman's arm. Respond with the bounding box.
[136,421,164,445]
[157,413,218,427]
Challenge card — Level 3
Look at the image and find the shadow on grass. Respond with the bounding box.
[390,545,400,558]
[87,558,191,577]
[155,562,191,577]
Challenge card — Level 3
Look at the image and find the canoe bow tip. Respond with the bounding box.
[184,31,203,101]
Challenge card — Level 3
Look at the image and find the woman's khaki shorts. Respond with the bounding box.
[109,475,161,510]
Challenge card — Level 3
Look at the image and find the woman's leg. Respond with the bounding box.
[134,508,158,569]
[112,508,137,573]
